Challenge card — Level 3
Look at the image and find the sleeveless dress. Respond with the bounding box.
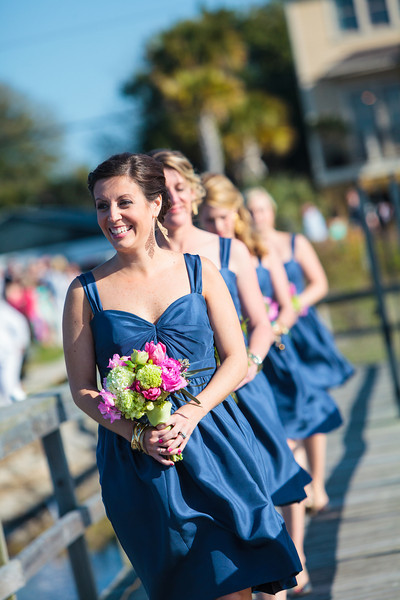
[218,238,311,504]
[284,234,355,389]
[78,254,301,600]
[256,259,342,439]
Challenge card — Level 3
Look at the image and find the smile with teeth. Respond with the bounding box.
[109,225,132,236]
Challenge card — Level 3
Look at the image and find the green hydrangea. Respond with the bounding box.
[106,366,135,395]
[114,389,146,420]
[136,364,162,390]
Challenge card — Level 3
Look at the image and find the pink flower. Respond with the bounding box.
[268,301,279,322]
[161,364,188,393]
[289,283,297,296]
[107,354,129,369]
[100,387,117,406]
[145,341,167,365]
[98,402,121,423]
[142,387,162,400]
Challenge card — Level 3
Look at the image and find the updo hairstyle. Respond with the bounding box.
[88,153,171,223]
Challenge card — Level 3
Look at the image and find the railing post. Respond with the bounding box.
[42,426,98,600]
[0,522,16,600]
[357,186,400,410]
[389,178,400,248]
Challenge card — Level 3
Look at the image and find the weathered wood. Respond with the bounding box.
[0,385,80,460]
[0,494,104,600]
[42,428,98,600]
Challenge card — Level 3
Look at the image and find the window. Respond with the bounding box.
[335,0,359,30]
[366,0,390,24]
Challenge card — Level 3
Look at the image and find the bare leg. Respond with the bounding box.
[217,588,252,600]
[304,433,329,511]
[281,502,309,591]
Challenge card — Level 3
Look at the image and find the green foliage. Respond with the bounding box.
[123,3,305,175]
[0,84,62,207]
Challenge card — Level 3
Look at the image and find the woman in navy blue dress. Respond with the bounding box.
[246,187,354,515]
[62,153,301,600]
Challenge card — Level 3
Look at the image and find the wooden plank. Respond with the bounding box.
[0,385,81,460]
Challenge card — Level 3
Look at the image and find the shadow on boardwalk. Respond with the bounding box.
[305,365,400,600]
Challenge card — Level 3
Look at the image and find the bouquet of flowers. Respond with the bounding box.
[289,283,308,316]
[98,342,202,460]
[263,296,279,322]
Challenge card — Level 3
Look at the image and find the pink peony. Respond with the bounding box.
[145,341,167,365]
[142,387,162,401]
[108,354,129,369]
[161,364,188,393]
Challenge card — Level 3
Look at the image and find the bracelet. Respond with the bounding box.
[130,422,150,453]
[247,350,263,373]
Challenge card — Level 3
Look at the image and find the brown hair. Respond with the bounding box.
[88,152,171,223]
[201,173,267,258]
[149,149,205,214]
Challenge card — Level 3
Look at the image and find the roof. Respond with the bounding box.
[322,44,400,80]
[0,207,100,255]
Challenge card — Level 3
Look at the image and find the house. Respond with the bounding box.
[284,0,400,188]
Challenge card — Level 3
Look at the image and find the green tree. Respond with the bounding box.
[0,83,62,207]
[123,6,299,179]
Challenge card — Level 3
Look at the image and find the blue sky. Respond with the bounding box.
[0,0,268,171]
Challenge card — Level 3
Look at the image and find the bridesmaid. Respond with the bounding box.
[200,173,343,596]
[63,153,302,600]
[150,150,311,519]
[246,186,354,512]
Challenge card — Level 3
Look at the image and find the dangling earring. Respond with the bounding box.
[192,201,198,216]
[157,218,169,241]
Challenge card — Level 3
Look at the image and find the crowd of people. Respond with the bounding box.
[1,149,359,599]
[0,255,79,406]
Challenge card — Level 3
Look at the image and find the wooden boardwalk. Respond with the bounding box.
[101,364,400,600]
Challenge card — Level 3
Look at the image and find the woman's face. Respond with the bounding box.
[163,168,196,230]
[247,193,275,232]
[200,204,236,238]
[94,175,160,253]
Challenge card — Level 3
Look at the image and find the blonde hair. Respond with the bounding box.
[149,149,205,214]
[201,173,267,258]
[244,186,277,213]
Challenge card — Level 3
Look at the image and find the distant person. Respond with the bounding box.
[301,203,328,242]
[247,186,354,516]
[0,275,30,405]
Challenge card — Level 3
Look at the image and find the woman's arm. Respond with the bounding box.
[154,257,248,453]
[230,239,273,389]
[295,234,329,309]
[263,246,297,330]
[62,278,133,441]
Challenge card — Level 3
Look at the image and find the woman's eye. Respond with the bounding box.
[96,202,108,210]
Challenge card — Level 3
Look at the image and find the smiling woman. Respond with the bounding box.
[62,152,302,600]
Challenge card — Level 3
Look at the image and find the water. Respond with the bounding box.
[18,539,124,599]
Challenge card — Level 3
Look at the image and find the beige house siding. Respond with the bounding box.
[285,0,400,186]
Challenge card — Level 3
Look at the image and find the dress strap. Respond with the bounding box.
[219,237,232,269]
[77,272,103,314]
[290,234,296,258]
[183,253,202,294]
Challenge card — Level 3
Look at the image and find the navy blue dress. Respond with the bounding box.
[256,259,342,439]
[285,234,354,389]
[78,254,301,600]
[218,238,311,504]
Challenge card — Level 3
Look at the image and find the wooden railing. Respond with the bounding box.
[0,385,105,600]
